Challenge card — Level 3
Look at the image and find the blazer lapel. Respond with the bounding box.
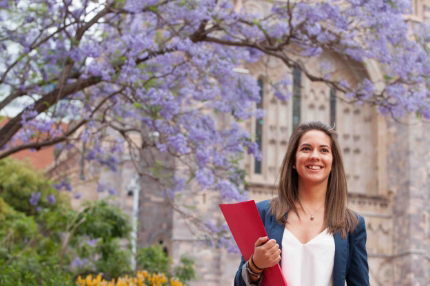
[333,232,348,286]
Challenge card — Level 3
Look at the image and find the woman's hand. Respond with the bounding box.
[252,236,281,269]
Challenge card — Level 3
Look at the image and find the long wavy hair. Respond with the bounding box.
[270,121,358,238]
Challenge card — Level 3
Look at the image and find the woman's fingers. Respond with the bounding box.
[265,249,281,267]
[255,236,269,247]
[270,249,282,261]
[253,238,281,269]
[261,239,276,250]
[273,253,282,265]
[267,243,279,255]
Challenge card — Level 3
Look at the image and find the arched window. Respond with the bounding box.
[330,87,336,128]
[292,67,302,130]
[254,77,264,174]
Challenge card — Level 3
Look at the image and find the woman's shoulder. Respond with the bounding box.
[255,199,273,219]
[348,210,366,237]
[353,211,365,226]
[256,199,271,210]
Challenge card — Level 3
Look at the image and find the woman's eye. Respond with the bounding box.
[321,149,329,153]
[301,147,310,151]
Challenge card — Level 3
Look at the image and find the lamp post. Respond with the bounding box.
[128,174,140,271]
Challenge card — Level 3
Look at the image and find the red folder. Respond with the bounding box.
[220,200,287,286]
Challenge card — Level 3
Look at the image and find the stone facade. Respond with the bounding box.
[47,1,430,285]
[388,118,430,285]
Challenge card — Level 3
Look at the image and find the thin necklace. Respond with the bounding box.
[300,201,325,221]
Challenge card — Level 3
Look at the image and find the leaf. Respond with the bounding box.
[134,102,143,109]
[148,6,159,12]
[383,74,393,82]
[416,111,423,120]
[183,204,197,210]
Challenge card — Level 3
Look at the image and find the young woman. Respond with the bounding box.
[234,121,369,286]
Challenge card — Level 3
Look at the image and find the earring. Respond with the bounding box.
[293,165,296,169]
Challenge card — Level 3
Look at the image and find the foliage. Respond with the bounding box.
[0,158,69,215]
[93,239,132,280]
[76,271,183,286]
[136,245,171,275]
[0,159,134,284]
[0,158,196,284]
[75,200,131,242]
[173,256,197,286]
[136,245,196,286]
[0,257,73,286]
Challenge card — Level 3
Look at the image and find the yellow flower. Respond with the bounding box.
[76,270,182,286]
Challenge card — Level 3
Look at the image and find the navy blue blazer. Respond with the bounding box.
[234,200,369,286]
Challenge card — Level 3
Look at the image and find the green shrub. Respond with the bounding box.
[136,245,196,286]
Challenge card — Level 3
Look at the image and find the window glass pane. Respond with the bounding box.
[292,68,301,130]
[330,87,336,128]
[254,78,264,174]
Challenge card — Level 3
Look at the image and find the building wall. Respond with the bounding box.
[388,117,430,285]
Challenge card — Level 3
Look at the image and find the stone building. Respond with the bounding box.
[42,1,430,285]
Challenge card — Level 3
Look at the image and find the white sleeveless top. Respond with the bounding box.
[281,228,335,286]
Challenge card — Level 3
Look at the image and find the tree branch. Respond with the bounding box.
[0,88,124,159]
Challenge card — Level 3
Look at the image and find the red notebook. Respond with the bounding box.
[219,200,287,286]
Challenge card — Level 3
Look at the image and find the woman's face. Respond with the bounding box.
[295,130,333,186]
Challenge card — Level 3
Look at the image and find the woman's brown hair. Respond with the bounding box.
[270,121,358,238]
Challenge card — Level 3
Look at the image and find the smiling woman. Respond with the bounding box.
[294,130,333,189]
[234,121,369,286]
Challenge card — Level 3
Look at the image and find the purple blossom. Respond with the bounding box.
[74,193,82,199]
[53,179,73,192]
[358,79,375,99]
[211,150,227,167]
[167,134,189,155]
[339,79,350,89]
[203,221,219,233]
[218,236,240,254]
[165,177,186,198]
[301,46,323,57]
[156,143,168,152]
[70,257,89,268]
[216,180,248,202]
[97,155,118,172]
[108,188,118,195]
[97,183,106,193]
[47,194,56,204]
[86,238,99,247]
[221,224,230,232]
[85,149,96,160]
[29,192,41,206]
[196,148,210,168]
[244,141,262,160]
[195,169,215,188]
[272,78,292,101]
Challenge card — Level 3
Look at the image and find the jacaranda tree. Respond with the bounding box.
[1,0,430,227]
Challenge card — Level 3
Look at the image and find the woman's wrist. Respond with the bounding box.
[246,261,262,281]
[249,254,263,273]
